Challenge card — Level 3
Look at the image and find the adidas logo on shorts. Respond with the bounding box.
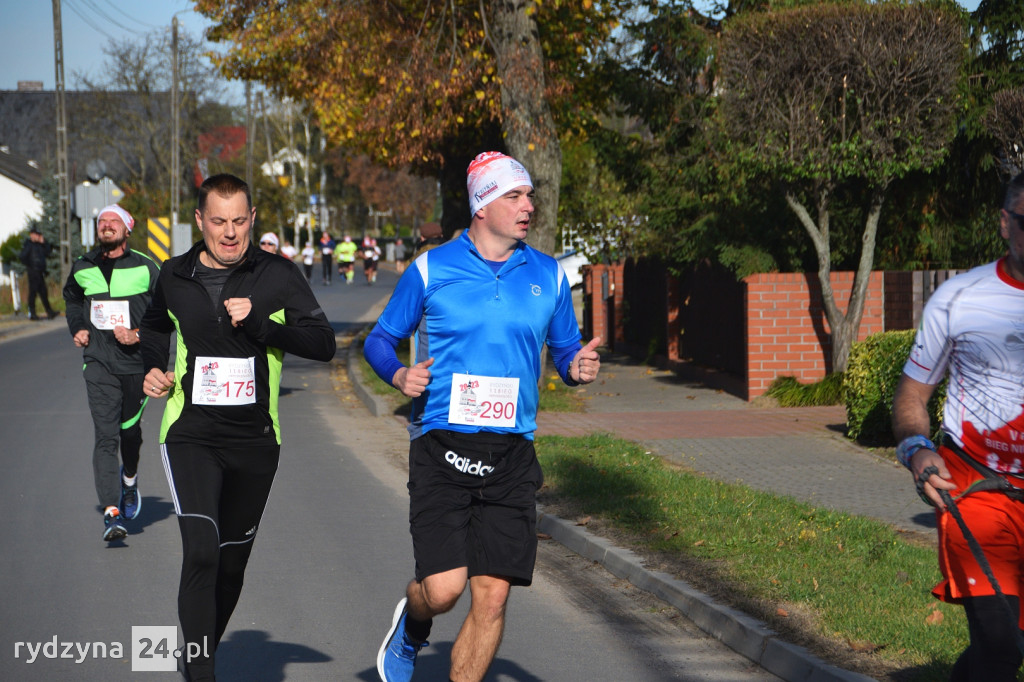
[445,450,494,477]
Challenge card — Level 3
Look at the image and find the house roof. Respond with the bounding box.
[0,89,172,186]
[0,144,43,192]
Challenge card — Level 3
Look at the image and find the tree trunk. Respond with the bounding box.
[831,188,886,372]
[784,186,885,374]
[486,0,562,257]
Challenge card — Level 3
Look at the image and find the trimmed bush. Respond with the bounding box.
[844,330,945,442]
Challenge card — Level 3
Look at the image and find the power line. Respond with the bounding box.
[77,0,141,33]
[62,0,116,41]
[101,0,161,29]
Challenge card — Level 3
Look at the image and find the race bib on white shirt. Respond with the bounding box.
[192,356,257,406]
[90,300,130,330]
[448,373,520,428]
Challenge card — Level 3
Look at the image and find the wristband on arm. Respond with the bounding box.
[896,435,936,469]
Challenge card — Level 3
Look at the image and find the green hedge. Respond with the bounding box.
[843,330,945,443]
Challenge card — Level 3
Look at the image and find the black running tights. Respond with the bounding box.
[162,442,280,682]
[949,594,1023,681]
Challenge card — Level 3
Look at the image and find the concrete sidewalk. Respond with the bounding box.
[0,312,66,344]
[538,354,934,537]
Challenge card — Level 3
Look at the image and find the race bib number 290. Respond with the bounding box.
[448,373,519,428]
[192,356,256,406]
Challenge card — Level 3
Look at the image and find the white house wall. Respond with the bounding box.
[0,176,42,284]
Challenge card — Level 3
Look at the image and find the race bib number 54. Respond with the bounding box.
[90,300,130,330]
[192,356,257,406]
[448,373,520,428]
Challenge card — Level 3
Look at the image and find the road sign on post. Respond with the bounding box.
[73,177,123,247]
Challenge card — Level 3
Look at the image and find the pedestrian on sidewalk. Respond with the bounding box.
[19,226,58,320]
[62,204,160,541]
[140,174,336,681]
[365,151,602,682]
[893,172,1024,681]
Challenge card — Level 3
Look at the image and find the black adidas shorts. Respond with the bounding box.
[408,429,544,586]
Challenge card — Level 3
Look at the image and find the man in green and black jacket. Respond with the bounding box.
[140,174,336,682]
[63,204,160,542]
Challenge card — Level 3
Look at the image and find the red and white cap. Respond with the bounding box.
[98,204,135,233]
[466,152,532,215]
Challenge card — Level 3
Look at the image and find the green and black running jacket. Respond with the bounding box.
[140,240,336,447]
[63,247,160,375]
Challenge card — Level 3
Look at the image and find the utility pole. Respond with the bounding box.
[52,0,71,285]
[171,16,180,232]
[245,82,254,189]
[258,92,281,242]
[287,100,298,243]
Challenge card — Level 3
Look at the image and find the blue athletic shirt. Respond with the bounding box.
[368,231,582,440]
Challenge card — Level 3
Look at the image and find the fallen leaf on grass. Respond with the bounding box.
[925,609,944,626]
[776,608,789,617]
[847,639,881,653]
[693,539,705,547]
[576,516,592,526]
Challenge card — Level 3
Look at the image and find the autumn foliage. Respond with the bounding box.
[196,0,628,167]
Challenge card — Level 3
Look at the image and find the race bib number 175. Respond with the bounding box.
[192,356,257,406]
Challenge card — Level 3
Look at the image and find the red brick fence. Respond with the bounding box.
[581,261,962,400]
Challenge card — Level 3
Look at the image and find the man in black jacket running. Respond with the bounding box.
[141,174,336,681]
[63,204,160,541]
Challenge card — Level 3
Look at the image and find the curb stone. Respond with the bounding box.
[346,336,878,682]
[537,513,877,682]
[346,339,392,417]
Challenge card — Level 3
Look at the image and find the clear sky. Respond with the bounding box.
[0,0,985,106]
[0,0,242,102]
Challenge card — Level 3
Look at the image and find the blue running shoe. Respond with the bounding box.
[103,509,127,541]
[119,467,141,520]
[377,598,427,682]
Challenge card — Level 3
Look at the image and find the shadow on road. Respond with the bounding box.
[216,629,332,681]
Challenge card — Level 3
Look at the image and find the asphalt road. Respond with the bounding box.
[0,261,780,681]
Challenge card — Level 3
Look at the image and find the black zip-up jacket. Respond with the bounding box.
[140,240,336,446]
[20,239,52,273]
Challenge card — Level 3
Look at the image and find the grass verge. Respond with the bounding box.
[535,433,966,682]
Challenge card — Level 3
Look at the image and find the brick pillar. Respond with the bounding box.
[581,265,604,343]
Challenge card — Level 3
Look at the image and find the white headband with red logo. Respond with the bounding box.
[466,152,533,215]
